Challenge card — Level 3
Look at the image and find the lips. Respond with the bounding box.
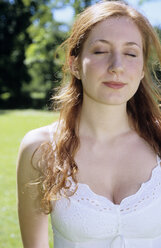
[103,81,126,89]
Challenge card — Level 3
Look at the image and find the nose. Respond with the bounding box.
[108,53,124,74]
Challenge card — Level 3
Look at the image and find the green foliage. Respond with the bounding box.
[25,1,67,103]
[61,0,98,14]
[23,0,73,108]
[0,0,68,109]
[0,0,33,106]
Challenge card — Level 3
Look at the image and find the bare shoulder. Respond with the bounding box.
[18,121,58,156]
[17,122,57,182]
[20,124,52,150]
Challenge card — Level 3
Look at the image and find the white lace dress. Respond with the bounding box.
[49,123,161,248]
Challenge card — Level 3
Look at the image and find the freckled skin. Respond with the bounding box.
[78,17,144,106]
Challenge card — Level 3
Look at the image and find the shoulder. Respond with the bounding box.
[19,121,58,153]
[17,122,58,178]
[18,124,50,156]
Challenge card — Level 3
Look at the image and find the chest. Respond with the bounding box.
[74,139,157,205]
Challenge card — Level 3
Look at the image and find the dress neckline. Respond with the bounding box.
[48,124,161,207]
[76,155,161,207]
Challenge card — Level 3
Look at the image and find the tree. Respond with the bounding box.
[0,0,68,108]
[24,1,68,109]
[0,0,37,108]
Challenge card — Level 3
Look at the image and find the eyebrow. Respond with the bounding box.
[91,39,141,48]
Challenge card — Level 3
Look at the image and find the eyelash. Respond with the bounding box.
[94,51,136,57]
[94,51,108,54]
[125,53,136,57]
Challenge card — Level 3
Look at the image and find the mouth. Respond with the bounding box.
[103,81,126,89]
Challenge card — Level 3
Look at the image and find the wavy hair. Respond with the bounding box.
[35,0,161,214]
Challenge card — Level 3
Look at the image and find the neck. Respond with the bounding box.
[79,95,132,141]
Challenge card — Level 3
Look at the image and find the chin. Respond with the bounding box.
[99,93,136,106]
[99,97,128,106]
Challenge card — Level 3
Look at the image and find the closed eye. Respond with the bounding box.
[125,53,136,57]
[94,51,109,54]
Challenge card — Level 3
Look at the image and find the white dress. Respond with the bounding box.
[49,123,161,248]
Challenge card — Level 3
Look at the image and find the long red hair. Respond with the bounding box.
[34,1,161,213]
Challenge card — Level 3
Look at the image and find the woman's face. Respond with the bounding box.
[77,16,144,106]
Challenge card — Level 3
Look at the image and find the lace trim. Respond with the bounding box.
[68,159,161,215]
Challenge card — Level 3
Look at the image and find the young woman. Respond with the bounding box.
[17,1,161,247]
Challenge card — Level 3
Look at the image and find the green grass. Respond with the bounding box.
[0,110,59,248]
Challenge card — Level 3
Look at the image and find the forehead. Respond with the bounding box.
[84,16,143,48]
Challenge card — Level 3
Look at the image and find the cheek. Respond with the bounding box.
[81,54,106,71]
[127,60,144,81]
[81,58,98,80]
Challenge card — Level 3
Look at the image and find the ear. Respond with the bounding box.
[141,70,144,80]
[69,56,81,80]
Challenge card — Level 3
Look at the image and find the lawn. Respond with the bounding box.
[0,110,59,248]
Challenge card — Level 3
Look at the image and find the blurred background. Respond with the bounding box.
[0,0,161,247]
[0,0,161,110]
